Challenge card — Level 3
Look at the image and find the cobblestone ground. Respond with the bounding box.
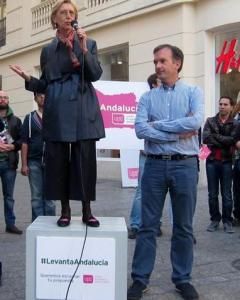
[0,175,240,299]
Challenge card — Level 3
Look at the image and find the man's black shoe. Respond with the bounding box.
[5,225,23,235]
[128,228,139,239]
[176,282,199,300]
[127,280,148,300]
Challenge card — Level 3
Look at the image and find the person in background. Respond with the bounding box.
[128,73,162,239]
[203,96,237,233]
[0,90,22,234]
[21,93,56,222]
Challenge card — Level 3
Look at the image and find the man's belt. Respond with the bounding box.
[147,154,197,160]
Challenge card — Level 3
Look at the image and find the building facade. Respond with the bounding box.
[0,0,240,181]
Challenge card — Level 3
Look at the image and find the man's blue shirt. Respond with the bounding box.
[135,80,204,155]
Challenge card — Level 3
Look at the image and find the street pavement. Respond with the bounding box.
[0,175,240,299]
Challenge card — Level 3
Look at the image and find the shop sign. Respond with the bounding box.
[216,38,240,74]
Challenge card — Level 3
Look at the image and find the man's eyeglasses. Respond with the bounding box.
[0,96,9,100]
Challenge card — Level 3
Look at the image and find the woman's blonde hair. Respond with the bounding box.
[51,0,78,29]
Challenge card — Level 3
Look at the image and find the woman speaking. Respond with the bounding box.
[10,0,105,227]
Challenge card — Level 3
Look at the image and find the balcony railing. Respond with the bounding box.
[87,0,126,12]
[88,0,112,9]
[0,17,6,47]
[31,0,166,33]
[32,0,58,32]
[31,0,127,33]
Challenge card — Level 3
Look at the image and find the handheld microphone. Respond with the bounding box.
[71,20,79,30]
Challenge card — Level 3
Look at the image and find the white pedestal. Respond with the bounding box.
[26,217,127,300]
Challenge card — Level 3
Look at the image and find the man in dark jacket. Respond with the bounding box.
[203,96,237,234]
[0,90,22,234]
[21,93,56,222]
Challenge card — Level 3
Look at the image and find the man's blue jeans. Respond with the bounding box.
[129,152,146,229]
[131,157,198,285]
[206,160,233,223]
[28,159,56,222]
[0,160,16,227]
[129,152,166,230]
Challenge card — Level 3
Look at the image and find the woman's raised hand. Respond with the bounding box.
[9,64,31,82]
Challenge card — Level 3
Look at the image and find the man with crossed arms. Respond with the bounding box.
[127,44,204,300]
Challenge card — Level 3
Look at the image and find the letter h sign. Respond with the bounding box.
[216,39,240,74]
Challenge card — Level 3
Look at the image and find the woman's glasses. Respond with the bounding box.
[59,10,75,18]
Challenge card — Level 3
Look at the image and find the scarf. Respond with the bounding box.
[56,29,80,68]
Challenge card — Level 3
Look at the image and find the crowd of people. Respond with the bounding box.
[1,1,240,300]
[0,91,56,234]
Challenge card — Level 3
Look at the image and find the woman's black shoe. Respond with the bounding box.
[57,215,71,227]
[57,207,71,227]
[82,215,100,227]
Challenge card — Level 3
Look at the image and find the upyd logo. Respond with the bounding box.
[83,275,94,284]
[128,168,139,180]
[96,90,137,129]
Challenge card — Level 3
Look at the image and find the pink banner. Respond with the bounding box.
[96,90,137,129]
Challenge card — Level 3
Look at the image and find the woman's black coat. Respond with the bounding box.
[25,35,105,142]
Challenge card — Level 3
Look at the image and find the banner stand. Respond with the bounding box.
[120,149,140,187]
[26,216,127,300]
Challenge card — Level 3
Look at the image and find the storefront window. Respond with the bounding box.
[0,0,6,47]
[216,31,240,108]
[99,44,129,81]
[97,44,129,159]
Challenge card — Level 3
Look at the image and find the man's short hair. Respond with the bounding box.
[219,96,235,106]
[147,73,159,89]
[153,44,184,73]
